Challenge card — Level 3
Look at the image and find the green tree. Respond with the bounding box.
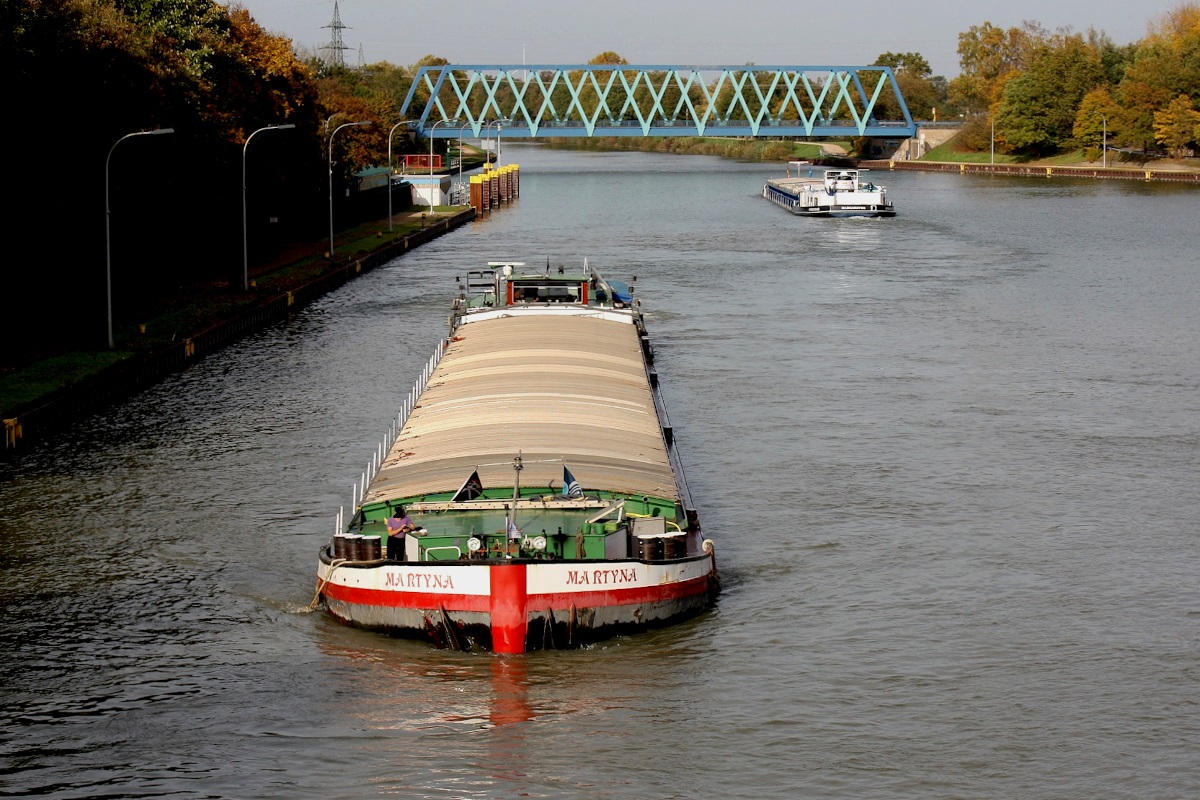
[1087,28,1136,85]
[357,61,413,118]
[709,67,770,123]
[1116,80,1171,150]
[874,51,932,77]
[994,33,1105,156]
[559,52,631,124]
[869,52,945,119]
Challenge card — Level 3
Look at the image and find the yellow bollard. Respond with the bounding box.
[4,418,21,449]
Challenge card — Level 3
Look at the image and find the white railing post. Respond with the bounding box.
[332,340,449,542]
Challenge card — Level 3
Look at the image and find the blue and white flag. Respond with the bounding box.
[507,517,522,539]
[563,466,583,498]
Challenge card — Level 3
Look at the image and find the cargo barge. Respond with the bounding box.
[764,163,896,217]
[314,261,718,652]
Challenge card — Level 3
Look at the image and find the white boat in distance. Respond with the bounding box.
[764,162,896,218]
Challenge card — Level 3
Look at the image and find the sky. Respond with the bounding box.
[233,0,1178,79]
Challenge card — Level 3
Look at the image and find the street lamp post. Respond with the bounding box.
[243,124,295,291]
[457,120,473,202]
[106,127,174,349]
[387,119,413,232]
[328,120,372,256]
[487,119,508,168]
[990,116,995,165]
[428,118,458,215]
[1101,115,1107,168]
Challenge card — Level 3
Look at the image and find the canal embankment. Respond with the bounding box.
[3,208,478,451]
[857,158,1200,184]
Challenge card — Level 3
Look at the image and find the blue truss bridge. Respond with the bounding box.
[399,65,917,140]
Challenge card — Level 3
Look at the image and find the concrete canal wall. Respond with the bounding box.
[858,159,1200,184]
[4,209,476,452]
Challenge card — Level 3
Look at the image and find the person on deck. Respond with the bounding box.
[386,507,416,560]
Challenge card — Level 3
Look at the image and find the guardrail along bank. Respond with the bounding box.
[858,159,1200,184]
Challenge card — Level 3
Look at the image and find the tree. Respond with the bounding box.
[318,79,385,171]
[218,8,320,139]
[1086,27,1135,85]
[588,51,628,66]
[3,0,330,356]
[1123,32,1200,102]
[1073,87,1121,160]
[559,52,631,124]
[994,33,1106,156]
[949,21,1047,113]
[873,51,932,78]
[869,53,945,119]
[1117,80,1171,150]
[1119,4,1200,134]
[357,61,414,119]
[1154,93,1200,154]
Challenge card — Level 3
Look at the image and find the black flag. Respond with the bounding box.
[452,469,483,502]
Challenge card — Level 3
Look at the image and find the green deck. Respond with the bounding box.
[357,490,679,561]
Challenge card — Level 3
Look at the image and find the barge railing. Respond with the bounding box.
[338,336,449,535]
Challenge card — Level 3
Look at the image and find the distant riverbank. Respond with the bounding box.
[543,136,829,162]
[544,134,1200,178]
[858,158,1200,184]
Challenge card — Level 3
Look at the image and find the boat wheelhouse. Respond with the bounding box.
[314,261,718,652]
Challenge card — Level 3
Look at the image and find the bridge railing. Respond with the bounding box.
[399,65,917,139]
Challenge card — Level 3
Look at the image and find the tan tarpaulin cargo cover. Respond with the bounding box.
[367,313,677,503]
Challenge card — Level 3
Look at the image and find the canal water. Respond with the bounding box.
[2,146,1198,799]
